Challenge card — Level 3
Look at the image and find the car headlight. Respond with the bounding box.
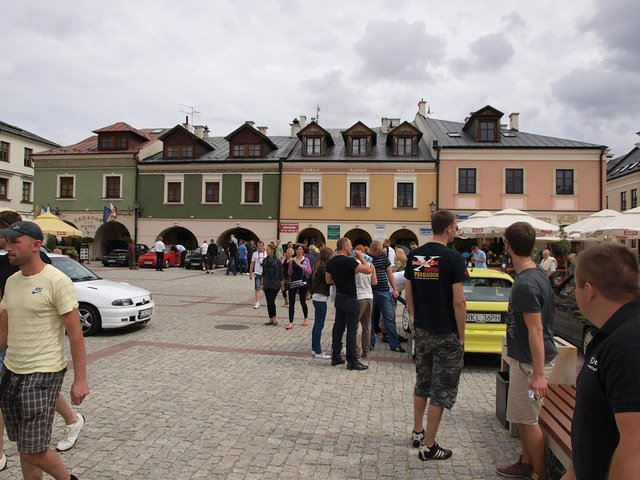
[112,298,134,306]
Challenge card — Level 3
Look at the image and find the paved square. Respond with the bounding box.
[2,265,521,479]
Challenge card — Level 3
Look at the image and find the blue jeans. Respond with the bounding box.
[371,290,400,349]
[238,258,248,273]
[226,256,237,275]
[312,300,327,354]
[332,294,360,363]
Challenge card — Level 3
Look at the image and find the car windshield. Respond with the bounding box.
[51,257,100,282]
[463,277,512,302]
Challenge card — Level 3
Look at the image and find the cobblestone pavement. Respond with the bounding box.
[2,264,522,479]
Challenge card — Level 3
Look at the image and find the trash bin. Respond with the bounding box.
[495,371,509,429]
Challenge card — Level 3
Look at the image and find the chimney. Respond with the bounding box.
[257,126,268,135]
[418,99,427,116]
[290,118,301,136]
[381,118,390,134]
[193,125,204,138]
[509,113,520,131]
[390,118,400,129]
[203,126,210,138]
[183,116,194,133]
[299,115,307,128]
[245,121,255,127]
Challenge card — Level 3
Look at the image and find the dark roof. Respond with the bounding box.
[93,122,150,141]
[224,122,278,151]
[159,125,215,152]
[0,120,60,147]
[287,124,434,162]
[141,135,297,164]
[607,146,640,181]
[415,114,605,149]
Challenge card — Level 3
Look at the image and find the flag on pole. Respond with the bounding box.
[103,206,111,223]
[109,203,119,219]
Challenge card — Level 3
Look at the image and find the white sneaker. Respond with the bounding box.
[341,347,346,355]
[314,352,331,359]
[56,413,85,452]
[0,453,6,471]
[253,302,260,309]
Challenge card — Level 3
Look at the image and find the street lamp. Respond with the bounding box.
[429,201,437,215]
[134,200,140,245]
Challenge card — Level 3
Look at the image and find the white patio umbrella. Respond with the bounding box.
[582,206,640,239]
[457,208,560,238]
[456,211,493,238]
[563,209,622,238]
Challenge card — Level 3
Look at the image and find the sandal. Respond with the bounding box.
[301,319,308,326]
[285,324,293,330]
[264,320,274,325]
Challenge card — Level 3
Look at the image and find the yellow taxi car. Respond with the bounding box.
[463,268,513,354]
[402,268,513,355]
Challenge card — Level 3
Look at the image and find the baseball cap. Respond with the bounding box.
[0,221,44,241]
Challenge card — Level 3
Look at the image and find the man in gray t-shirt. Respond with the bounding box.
[498,222,558,480]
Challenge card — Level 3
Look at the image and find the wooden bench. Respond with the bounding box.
[539,384,576,469]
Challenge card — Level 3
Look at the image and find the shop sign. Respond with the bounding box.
[280,223,299,233]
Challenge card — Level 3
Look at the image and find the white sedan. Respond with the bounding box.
[49,254,155,336]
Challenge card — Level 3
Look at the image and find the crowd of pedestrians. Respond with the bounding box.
[2,206,636,479]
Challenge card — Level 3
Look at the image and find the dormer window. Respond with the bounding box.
[305,137,322,155]
[479,121,497,142]
[100,135,127,150]
[232,144,262,157]
[397,137,413,155]
[352,137,367,156]
[166,145,194,159]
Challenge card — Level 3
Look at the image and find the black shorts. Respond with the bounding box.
[413,328,464,410]
[0,366,66,453]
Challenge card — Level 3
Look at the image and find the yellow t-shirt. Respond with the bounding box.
[1,264,78,374]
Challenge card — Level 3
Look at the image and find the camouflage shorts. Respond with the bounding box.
[414,328,464,410]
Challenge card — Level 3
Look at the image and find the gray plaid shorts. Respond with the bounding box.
[0,366,66,453]
[414,328,464,410]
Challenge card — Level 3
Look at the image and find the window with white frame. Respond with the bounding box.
[394,174,416,208]
[0,178,7,199]
[457,167,477,194]
[164,174,184,204]
[241,173,263,204]
[505,168,525,194]
[300,174,322,207]
[57,174,76,199]
[347,174,369,207]
[103,174,122,199]
[22,182,32,202]
[202,174,223,204]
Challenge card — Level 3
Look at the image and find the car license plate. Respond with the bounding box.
[138,308,153,319]
[467,313,501,323]
[144,261,153,265]
[108,259,116,263]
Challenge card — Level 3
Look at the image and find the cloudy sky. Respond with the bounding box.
[2,0,639,157]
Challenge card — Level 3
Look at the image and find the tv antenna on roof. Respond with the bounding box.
[179,104,202,125]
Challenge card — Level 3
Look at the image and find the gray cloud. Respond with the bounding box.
[501,12,527,31]
[583,0,640,70]
[449,33,514,76]
[552,68,640,116]
[353,20,445,83]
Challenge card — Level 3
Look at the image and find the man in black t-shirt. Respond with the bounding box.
[326,237,371,371]
[561,243,640,480]
[405,210,467,461]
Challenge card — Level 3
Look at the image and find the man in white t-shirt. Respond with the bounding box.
[249,241,268,309]
[383,239,395,266]
[199,240,208,271]
[154,237,165,271]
